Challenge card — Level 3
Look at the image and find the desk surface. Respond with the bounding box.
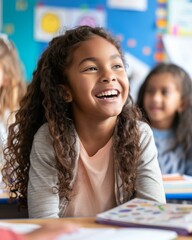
[1,217,192,240]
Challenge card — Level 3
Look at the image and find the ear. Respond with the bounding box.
[57,84,73,102]
[177,99,187,113]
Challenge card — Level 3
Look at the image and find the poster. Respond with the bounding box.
[107,0,147,11]
[34,5,106,42]
[162,34,192,78]
[168,0,192,35]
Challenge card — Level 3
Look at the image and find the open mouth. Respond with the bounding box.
[96,90,119,99]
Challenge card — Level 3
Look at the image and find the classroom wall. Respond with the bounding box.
[2,0,158,83]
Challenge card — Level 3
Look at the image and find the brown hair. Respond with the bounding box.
[137,63,192,155]
[2,26,142,208]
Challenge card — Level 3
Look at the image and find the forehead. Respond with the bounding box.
[71,36,120,60]
[147,72,181,90]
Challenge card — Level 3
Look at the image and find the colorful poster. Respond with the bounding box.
[34,5,106,42]
[107,0,147,11]
[168,0,192,35]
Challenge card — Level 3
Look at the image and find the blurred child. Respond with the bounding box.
[137,63,192,175]
[2,25,165,218]
[0,35,26,140]
[0,34,26,189]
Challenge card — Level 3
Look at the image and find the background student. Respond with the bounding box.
[137,63,192,175]
[2,25,165,219]
[0,35,26,190]
[0,221,79,240]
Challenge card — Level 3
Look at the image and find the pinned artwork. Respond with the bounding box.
[168,0,192,36]
[34,5,106,42]
[107,0,147,11]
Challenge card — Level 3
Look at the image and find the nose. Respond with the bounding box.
[151,92,162,102]
[99,68,117,83]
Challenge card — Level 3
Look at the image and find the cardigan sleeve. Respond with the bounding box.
[135,122,166,203]
[27,124,60,218]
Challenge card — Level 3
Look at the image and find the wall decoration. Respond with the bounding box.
[34,5,106,42]
[107,0,147,11]
[154,0,167,63]
[168,0,192,35]
[162,34,192,77]
[16,0,28,11]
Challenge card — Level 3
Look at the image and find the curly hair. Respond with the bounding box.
[137,63,192,156]
[2,25,142,208]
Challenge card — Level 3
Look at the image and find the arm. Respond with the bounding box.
[0,222,79,240]
[0,228,25,240]
[28,124,60,218]
[135,122,166,203]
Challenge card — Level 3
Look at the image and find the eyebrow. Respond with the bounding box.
[78,54,122,67]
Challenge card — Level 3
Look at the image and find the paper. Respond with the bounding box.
[162,34,192,78]
[167,0,192,35]
[57,228,177,240]
[0,222,40,234]
[107,0,147,11]
[0,222,177,240]
[34,5,106,42]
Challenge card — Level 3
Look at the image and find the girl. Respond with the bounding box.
[137,63,192,175]
[2,25,165,218]
[0,35,26,191]
[0,35,26,142]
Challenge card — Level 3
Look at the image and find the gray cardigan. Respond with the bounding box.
[28,121,166,218]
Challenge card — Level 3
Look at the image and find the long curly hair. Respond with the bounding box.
[2,25,142,208]
[0,37,26,124]
[137,63,192,155]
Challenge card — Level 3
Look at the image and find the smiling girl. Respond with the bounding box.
[2,26,165,218]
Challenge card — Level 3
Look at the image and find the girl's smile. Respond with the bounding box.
[65,35,129,122]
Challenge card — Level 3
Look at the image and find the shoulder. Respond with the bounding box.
[32,123,54,154]
[137,121,153,141]
[34,123,52,143]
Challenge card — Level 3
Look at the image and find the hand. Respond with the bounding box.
[23,221,80,240]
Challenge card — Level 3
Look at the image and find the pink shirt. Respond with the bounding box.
[64,138,116,217]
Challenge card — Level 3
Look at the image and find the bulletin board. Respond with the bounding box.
[2,0,157,86]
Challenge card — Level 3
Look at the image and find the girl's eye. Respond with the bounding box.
[162,89,169,96]
[84,66,97,72]
[113,64,123,69]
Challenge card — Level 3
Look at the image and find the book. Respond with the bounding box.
[163,174,192,200]
[96,198,192,235]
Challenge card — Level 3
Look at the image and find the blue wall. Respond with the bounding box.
[2,0,157,82]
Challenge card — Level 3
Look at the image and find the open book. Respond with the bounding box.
[96,198,192,235]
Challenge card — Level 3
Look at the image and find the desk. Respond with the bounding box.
[0,192,28,219]
[1,217,192,240]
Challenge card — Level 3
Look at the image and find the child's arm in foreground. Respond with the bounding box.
[1,222,79,240]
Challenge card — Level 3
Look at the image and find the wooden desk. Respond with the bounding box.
[1,217,192,240]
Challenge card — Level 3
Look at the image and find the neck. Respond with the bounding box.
[74,117,116,156]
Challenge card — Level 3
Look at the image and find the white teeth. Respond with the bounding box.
[96,90,118,97]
